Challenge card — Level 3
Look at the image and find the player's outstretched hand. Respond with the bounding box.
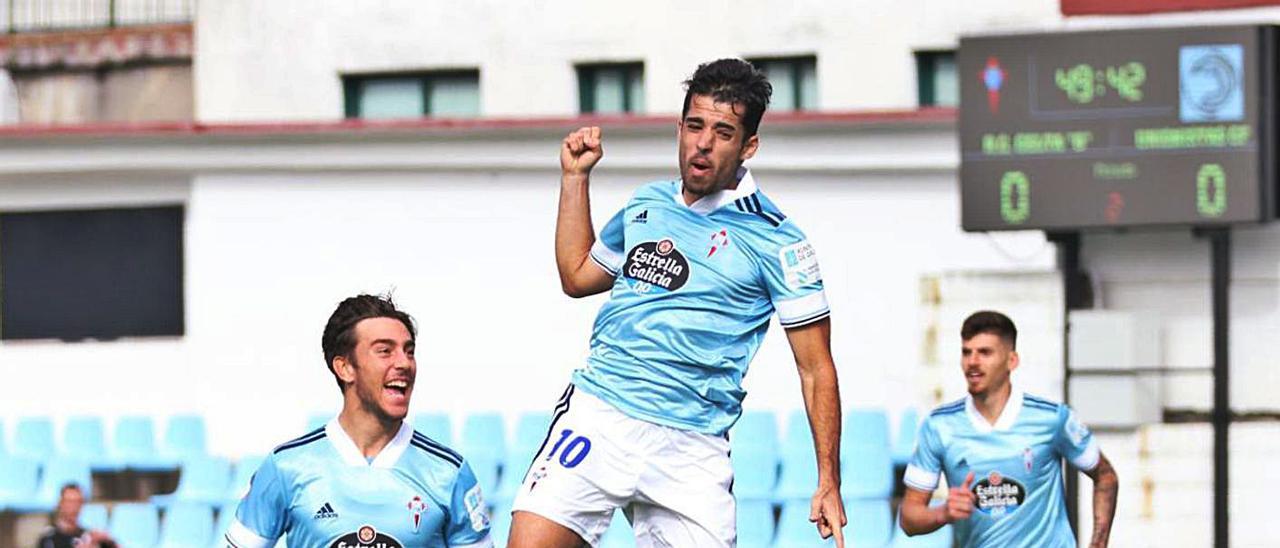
[809,483,847,547]
[944,471,977,523]
[561,126,603,176]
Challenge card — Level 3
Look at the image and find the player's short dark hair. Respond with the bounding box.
[59,482,82,497]
[681,58,772,141]
[961,310,1017,350]
[322,294,416,389]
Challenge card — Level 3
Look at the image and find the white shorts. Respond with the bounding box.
[511,385,736,547]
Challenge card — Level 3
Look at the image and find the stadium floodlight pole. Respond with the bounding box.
[1047,230,1092,537]
[1208,228,1230,548]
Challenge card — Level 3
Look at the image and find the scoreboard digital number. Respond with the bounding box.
[959,26,1275,231]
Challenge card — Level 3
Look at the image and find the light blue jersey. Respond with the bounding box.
[575,169,829,435]
[226,420,493,548]
[905,389,1100,548]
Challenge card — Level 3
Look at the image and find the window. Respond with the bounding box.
[577,62,644,114]
[0,206,184,340]
[749,56,817,112]
[343,70,480,119]
[916,51,957,107]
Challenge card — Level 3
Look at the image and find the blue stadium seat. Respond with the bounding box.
[0,455,39,510]
[152,456,232,508]
[842,409,894,500]
[488,502,513,547]
[774,411,818,502]
[732,411,780,456]
[891,502,954,547]
[598,510,634,548]
[63,416,118,472]
[892,408,921,467]
[494,412,550,502]
[731,449,779,502]
[846,498,893,547]
[158,502,214,548]
[224,455,265,507]
[162,415,208,463]
[10,458,93,512]
[113,416,174,471]
[774,500,835,547]
[736,499,775,548]
[412,412,454,447]
[81,502,110,532]
[0,418,7,457]
[110,502,160,548]
[12,416,56,462]
[461,413,506,498]
[211,507,235,548]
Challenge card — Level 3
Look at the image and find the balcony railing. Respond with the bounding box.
[3,0,194,33]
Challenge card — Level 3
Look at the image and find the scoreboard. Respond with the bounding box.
[959,26,1276,231]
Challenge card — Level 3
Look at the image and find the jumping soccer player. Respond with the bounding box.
[225,294,493,548]
[899,311,1119,547]
[508,58,845,547]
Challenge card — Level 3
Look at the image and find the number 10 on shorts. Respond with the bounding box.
[546,429,592,468]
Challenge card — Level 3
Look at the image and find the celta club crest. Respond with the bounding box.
[1024,447,1034,473]
[408,496,428,533]
[707,229,730,258]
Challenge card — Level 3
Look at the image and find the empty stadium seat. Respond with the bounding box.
[112,416,174,471]
[211,507,236,548]
[162,415,209,463]
[775,411,818,502]
[224,455,265,507]
[598,510,634,548]
[63,416,117,472]
[152,456,232,508]
[736,499,775,548]
[81,502,110,532]
[13,416,56,462]
[158,502,215,548]
[488,502,513,546]
[731,410,781,501]
[774,500,835,547]
[846,498,893,547]
[494,412,551,502]
[461,413,506,498]
[10,458,93,512]
[892,408,921,467]
[0,418,7,457]
[842,409,894,500]
[0,455,39,510]
[110,502,160,548]
[732,410,780,456]
[412,412,454,447]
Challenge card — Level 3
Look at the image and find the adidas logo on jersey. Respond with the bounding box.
[313,502,339,520]
[632,209,648,223]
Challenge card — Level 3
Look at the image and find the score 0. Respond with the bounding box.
[1000,171,1031,225]
[1196,164,1227,218]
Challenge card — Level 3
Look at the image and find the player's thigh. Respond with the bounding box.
[507,510,589,548]
[632,432,736,547]
[512,386,638,545]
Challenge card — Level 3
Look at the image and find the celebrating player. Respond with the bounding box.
[508,59,845,547]
[899,311,1119,547]
[225,294,493,548]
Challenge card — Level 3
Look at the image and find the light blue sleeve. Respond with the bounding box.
[903,417,944,492]
[227,456,286,546]
[588,208,627,276]
[446,460,493,547]
[759,223,829,328]
[1054,405,1100,471]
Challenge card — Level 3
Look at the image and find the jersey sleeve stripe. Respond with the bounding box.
[412,432,464,460]
[409,440,463,468]
[779,309,830,328]
[775,292,830,325]
[225,519,274,548]
[750,194,786,225]
[589,240,623,276]
[903,464,940,491]
[1072,440,1101,471]
[272,431,326,454]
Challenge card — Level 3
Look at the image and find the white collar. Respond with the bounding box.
[965,386,1024,433]
[325,417,413,468]
[676,166,758,215]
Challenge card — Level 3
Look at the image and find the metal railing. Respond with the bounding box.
[3,0,194,33]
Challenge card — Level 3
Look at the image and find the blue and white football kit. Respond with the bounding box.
[514,169,830,546]
[905,388,1100,548]
[226,419,493,548]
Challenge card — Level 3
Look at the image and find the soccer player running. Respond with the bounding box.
[508,58,845,547]
[899,311,1119,547]
[226,295,493,548]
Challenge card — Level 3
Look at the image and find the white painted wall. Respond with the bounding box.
[195,0,1063,122]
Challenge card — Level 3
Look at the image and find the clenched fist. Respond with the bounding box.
[561,126,603,176]
[943,472,977,523]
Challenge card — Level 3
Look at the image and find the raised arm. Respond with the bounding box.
[900,473,974,536]
[556,126,616,298]
[784,317,846,547]
[1082,452,1119,547]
